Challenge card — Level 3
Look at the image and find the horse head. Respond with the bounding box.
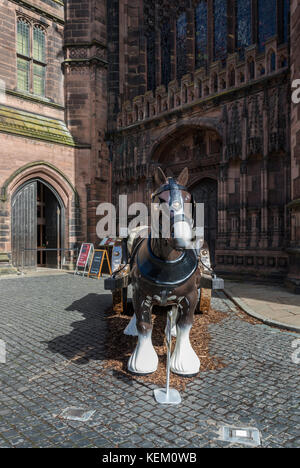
[152,167,195,251]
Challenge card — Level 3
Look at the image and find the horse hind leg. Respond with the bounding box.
[128,298,158,375]
[170,299,200,377]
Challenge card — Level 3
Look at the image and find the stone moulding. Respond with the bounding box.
[0,105,75,147]
[287,199,300,209]
[0,161,78,203]
[6,89,64,111]
[10,0,64,25]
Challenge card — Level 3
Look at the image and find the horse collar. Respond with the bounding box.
[137,237,198,289]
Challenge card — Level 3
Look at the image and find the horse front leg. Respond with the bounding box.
[128,295,158,375]
[170,295,200,376]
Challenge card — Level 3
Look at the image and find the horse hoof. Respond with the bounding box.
[171,370,199,378]
[127,370,157,376]
[127,332,158,375]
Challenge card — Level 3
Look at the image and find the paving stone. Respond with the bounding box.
[0,276,299,448]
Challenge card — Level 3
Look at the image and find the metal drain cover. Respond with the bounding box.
[58,407,96,422]
[221,426,261,447]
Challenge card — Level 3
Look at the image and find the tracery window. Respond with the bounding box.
[176,12,187,81]
[213,0,227,63]
[33,26,46,96]
[236,0,252,59]
[144,1,156,91]
[258,0,277,51]
[17,19,30,92]
[283,0,290,43]
[161,21,171,87]
[146,30,156,91]
[195,1,208,69]
[17,19,46,96]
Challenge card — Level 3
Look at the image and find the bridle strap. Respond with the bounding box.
[152,178,187,200]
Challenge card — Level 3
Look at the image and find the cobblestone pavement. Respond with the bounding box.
[0,274,299,448]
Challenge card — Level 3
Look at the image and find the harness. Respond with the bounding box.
[136,237,198,288]
[152,177,196,226]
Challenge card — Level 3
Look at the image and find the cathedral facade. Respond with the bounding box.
[0,0,299,291]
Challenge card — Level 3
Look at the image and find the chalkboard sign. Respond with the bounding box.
[88,250,111,278]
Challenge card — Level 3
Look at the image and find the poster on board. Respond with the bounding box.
[74,243,94,276]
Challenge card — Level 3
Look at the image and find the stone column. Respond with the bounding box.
[259,157,269,249]
[239,160,248,249]
[250,211,259,249]
[286,0,300,292]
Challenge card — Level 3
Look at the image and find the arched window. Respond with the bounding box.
[183,85,188,103]
[214,0,227,63]
[269,51,276,72]
[212,73,218,93]
[161,21,171,87]
[33,26,46,62]
[157,95,162,113]
[33,26,46,96]
[176,12,187,81]
[195,1,208,69]
[248,58,255,80]
[229,67,235,87]
[17,19,30,92]
[258,0,277,52]
[134,105,138,121]
[170,92,174,108]
[17,19,30,56]
[198,80,202,98]
[236,0,252,59]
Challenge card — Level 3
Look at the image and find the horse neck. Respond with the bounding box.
[150,237,182,262]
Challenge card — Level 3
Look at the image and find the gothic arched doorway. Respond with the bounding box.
[191,178,218,266]
[11,179,64,268]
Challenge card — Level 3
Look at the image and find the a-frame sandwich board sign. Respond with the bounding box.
[74,243,94,276]
[88,249,112,279]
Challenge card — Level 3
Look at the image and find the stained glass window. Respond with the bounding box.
[17,19,30,56]
[258,0,277,52]
[214,0,227,62]
[161,21,171,87]
[33,27,46,62]
[236,0,252,59]
[283,0,290,43]
[33,63,45,96]
[17,58,30,92]
[147,30,156,91]
[176,12,187,81]
[195,1,208,69]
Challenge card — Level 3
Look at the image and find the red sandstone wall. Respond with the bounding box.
[0,0,65,107]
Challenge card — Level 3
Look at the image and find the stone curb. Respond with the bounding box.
[224,289,300,334]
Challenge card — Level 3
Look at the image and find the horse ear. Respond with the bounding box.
[154,167,167,187]
[177,167,189,186]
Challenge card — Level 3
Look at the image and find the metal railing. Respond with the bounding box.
[20,248,79,273]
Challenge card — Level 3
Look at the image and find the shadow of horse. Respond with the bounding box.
[47,293,112,365]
